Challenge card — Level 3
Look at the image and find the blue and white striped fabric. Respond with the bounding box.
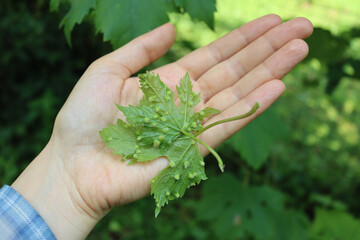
[0,185,56,240]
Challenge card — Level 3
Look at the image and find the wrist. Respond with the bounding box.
[11,141,100,240]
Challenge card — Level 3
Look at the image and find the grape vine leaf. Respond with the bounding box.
[94,0,174,49]
[100,72,221,216]
[50,0,60,12]
[311,208,360,240]
[51,0,96,46]
[196,173,309,240]
[174,0,217,29]
[227,108,288,170]
[100,72,259,216]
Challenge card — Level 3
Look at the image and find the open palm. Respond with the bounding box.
[50,15,312,221]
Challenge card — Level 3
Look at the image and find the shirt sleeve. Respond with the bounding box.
[0,185,56,240]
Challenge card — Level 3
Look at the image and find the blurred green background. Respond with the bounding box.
[1,0,360,239]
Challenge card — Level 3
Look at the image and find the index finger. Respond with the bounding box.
[175,14,282,79]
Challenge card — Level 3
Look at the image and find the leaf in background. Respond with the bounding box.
[228,107,288,169]
[196,173,309,240]
[53,0,217,49]
[309,193,347,211]
[49,0,60,12]
[94,0,172,49]
[305,28,349,64]
[311,208,360,240]
[304,28,360,93]
[174,0,217,29]
[59,0,96,46]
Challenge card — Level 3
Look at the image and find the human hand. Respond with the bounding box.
[11,15,313,239]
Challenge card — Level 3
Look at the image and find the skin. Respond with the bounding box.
[11,15,313,239]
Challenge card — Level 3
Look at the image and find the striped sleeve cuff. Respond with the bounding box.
[0,185,56,240]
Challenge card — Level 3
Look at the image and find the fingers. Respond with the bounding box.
[205,38,309,112]
[199,80,285,152]
[90,23,176,79]
[176,14,282,79]
[198,17,313,100]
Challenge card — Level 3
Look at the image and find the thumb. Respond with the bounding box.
[94,23,176,79]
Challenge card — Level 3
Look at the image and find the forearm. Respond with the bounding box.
[11,142,99,240]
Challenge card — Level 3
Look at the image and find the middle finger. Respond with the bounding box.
[197,17,313,101]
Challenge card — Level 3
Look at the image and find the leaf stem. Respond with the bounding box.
[194,102,260,137]
[181,131,224,172]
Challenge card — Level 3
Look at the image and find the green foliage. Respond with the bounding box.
[174,0,216,29]
[3,0,360,239]
[94,0,173,49]
[227,108,288,170]
[309,193,347,211]
[49,0,60,11]
[0,0,111,186]
[305,27,360,92]
[89,195,202,240]
[51,0,217,48]
[311,208,360,240]
[305,28,348,64]
[59,0,96,46]
[196,173,309,240]
[275,63,360,213]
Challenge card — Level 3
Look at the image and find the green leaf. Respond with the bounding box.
[53,0,217,49]
[100,119,161,162]
[50,0,60,12]
[101,72,258,215]
[311,208,360,240]
[228,108,288,169]
[59,0,96,46]
[305,28,349,64]
[175,0,217,29]
[94,0,172,49]
[196,173,309,240]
